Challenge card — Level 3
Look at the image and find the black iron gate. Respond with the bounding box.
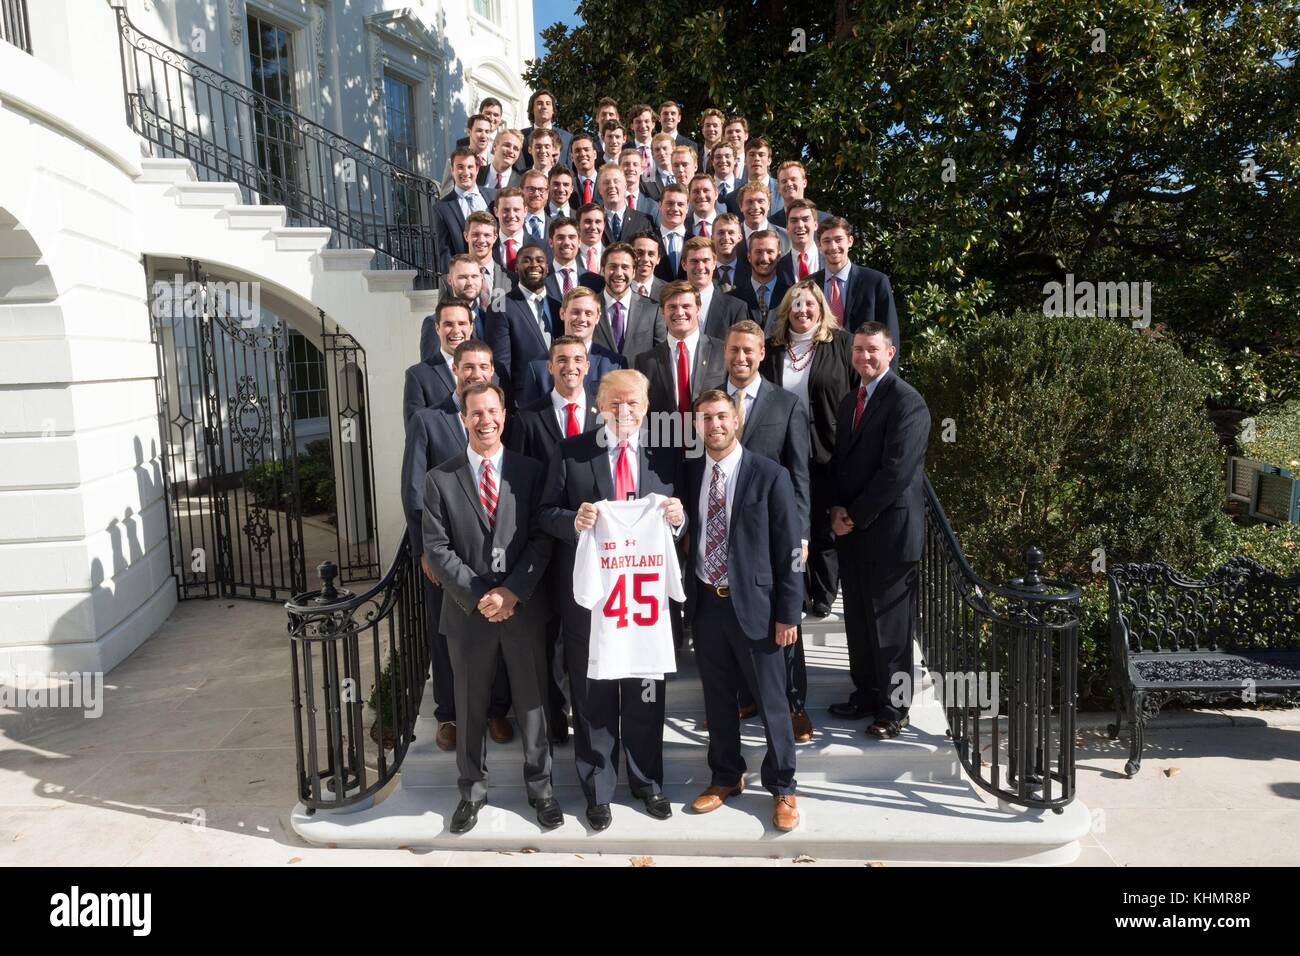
[151,257,306,601]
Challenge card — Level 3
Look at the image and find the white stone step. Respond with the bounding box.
[168,180,243,208]
[407,289,440,315]
[219,204,287,230]
[363,269,419,294]
[318,249,377,271]
[136,158,197,185]
[271,227,333,252]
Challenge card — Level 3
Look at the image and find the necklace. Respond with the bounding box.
[786,337,818,371]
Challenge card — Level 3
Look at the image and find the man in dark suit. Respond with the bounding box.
[403,341,513,752]
[516,89,572,172]
[775,200,824,284]
[519,169,553,246]
[684,174,725,239]
[642,133,677,201]
[626,103,658,179]
[569,133,600,209]
[770,161,833,229]
[511,336,603,744]
[653,183,690,283]
[455,97,502,151]
[434,148,491,275]
[829,322,930,739]
[698,108,726,174]
[592,243,665,363]
[546,166,575,220]
[545,216,589,301]
[441,253,496,341]
[628,231,667,301]
[403,298,473,423]
[710,143,743,216]
[479,127,523,196]
[681,236,748,340]
[464,211,515,308]
[519,286,626,406]
[728,231,790,336]
[658,100,698,157]
[597,165,653,245]
[683,389,803,833]
[486,243,560,405]
[809,217,901,366]
[440,113,493,193]
[538,369,687,830]
[710,215,750,292]
[634,280,726,422]
[618,149,660,224]
[737,183,791,257]
[722,322,814,742]
[423,382,561,834]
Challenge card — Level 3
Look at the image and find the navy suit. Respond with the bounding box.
[728,276,791,336]
[401,398,510,724]
[683,450,802,795]
[516,126,573,171]
[432,190,487,275]
[486,287,561,404]
[402,315,455,424]
[602,208,654,246]
[699,286,750,340]
[830,371,930,722]
[519,342,626,407]
[808,265,901,367]
[538,429,684,807]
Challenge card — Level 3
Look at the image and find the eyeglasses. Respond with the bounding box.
[523,186,548,194]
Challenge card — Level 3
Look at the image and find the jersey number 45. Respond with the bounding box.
[602,573,660,628]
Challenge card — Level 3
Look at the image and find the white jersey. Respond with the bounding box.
[573,494,685,681]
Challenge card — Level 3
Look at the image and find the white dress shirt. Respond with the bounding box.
[465,443,505,503]
[521,287,552,344]
[551,388,587,435]
[553,260,580,293]
[743,220,771,239]
[825,261,852,300]
[790,245,820,277]
[692,212,717,237]
[697,283,715,318]
[456,186,485,219]
[695,443,744,586]
[727,377,761,422]
[602,426,640,499]
[578,243,604,272]
[660,225,685,269]
[603,289,633,324]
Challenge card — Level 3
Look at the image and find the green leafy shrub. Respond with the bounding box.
[243,439,336,516]
[1241,400,1300,471]
[911,311,1228,706]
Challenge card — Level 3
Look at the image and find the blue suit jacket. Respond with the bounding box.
[808,264,901,367]
[486,288,562,403]
[400,396,467,544]
[682,450,804,640]
[519,343,626,407]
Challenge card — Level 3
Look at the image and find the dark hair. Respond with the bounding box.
[437,298,474,323]
[547,215,578,238]
[816,216,854,241]
[853,320,895,347]
[602,242,636,267]
[527,88,556,123]
[692,388,739,413]
[460,380,506,411]
[453,338,494,365]
[548,334,588,358]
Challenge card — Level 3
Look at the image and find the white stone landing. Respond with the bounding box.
[291,638,1092,864]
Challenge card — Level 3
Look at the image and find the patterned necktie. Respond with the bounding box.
[675,340,691,414]
[852,384,868,430]
[828,275,844,324]
[528,216,541,240]
[758,284,769,325]
[477,154,486,169]
[611,300,626,352]
[479,459,498,529]
[496,170,504,189]
[479,271,492,310]
[614,441,634,501]
[610,213,622,240]
[566,402,580,437]
[798,250,809,279]
[562,268,573,293]
[718,181,730,199]
[698,219,710,238]
[704,463,728,586]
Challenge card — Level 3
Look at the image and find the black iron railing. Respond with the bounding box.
[1,0,29,53]
[287,542,427,811]
[113,4,440,285]
[920,477,1080,810]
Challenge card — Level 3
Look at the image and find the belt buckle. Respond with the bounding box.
[713,584,730,598]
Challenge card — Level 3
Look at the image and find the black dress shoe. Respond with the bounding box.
[550,712,570,746]
[807,602,833,618]
[828,700,873,719]
[586,803,613,831]
[530,796,565,829]
[449,798,485,834]
[641,793,673,820]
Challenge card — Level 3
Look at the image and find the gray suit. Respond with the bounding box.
[422,450,554,802]
[593,292,666,363]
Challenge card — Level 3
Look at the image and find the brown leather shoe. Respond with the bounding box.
[435,721,456,751]
[773,794,799,832]
[488,717,514,744]
[791,710,814,743]
[738,703,758,719]
[690,779,745,813]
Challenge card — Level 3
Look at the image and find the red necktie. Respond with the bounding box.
[566,403,581,437]
[852,385,867,430]
[477,154,486,169]
[496,170,504,188]
[698,219,710,238]
[506,238,517,272]
[586,247,597,271]
[798,251,809,279]
[626,194,635,213]
[479,459,498,528]
[582,178,593,204]
[828,276,844,324]
[614,441,634,501]
[562,268,573,293]
[675,340,691,415]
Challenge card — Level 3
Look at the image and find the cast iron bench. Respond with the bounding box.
[1106,557,1300,776]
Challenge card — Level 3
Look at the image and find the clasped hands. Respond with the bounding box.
[574,497,685,533]
[421,554,517,623]
[830,506,855,536]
